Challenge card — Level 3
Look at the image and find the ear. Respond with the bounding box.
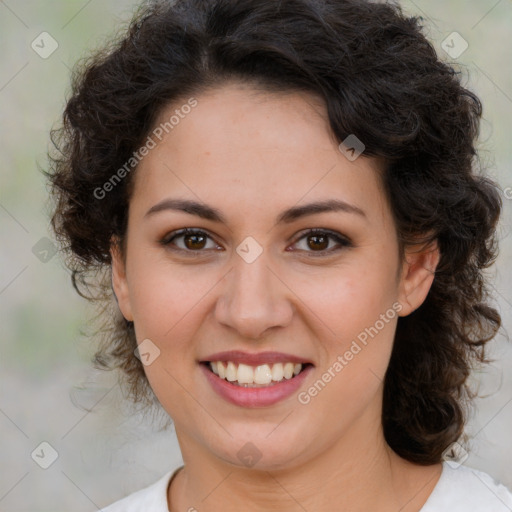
[397,239,440,317]
[110,236,134,322]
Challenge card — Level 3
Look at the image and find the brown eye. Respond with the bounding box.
[160,229,220,252]
[306,233,329,251]
[291,229,352,256]
[183,232,207,250]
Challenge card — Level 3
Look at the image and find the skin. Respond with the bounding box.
[111,81,442,512]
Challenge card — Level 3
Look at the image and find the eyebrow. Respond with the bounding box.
[144,198,366,224]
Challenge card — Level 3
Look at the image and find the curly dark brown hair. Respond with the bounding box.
[45,0,502,465]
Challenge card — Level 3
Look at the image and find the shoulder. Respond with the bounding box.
[421,461,512,511]
[99,467,181,512]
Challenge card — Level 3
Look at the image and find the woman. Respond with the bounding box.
[46,0,512,510]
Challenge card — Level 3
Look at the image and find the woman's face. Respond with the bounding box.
[112,82,437,470]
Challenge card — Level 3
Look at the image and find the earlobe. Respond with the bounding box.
[397,240,440,317]
[110,236,134,322]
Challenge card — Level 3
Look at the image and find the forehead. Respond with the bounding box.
[152,82,334,160]
[129,82,389,225]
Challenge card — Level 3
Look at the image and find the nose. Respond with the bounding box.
[214,249,294,340]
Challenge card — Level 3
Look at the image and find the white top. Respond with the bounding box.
[99,462,512,511]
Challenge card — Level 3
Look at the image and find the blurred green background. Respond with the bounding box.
[1,1,511,510]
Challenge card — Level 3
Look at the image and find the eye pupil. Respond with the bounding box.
[307,234,329,251]
[185,233,206,250]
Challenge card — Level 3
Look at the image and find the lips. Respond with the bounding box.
[202,350,312,366]
[200,350,314,407]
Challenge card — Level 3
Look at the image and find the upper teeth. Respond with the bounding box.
[209,361,303,385]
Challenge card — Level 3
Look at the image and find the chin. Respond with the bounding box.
[206,424,313,472]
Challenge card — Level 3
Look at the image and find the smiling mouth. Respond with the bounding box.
[202,361,313,387]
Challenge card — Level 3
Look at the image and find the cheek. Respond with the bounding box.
[126,255,214,338]
[336,271,399,371]
[128,267,209,417]
[290,255,399,339]
[125,257,222,374]
[293,254,399,395]
[301,291,397,433]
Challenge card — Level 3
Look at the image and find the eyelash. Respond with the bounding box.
[159,228,353,257]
